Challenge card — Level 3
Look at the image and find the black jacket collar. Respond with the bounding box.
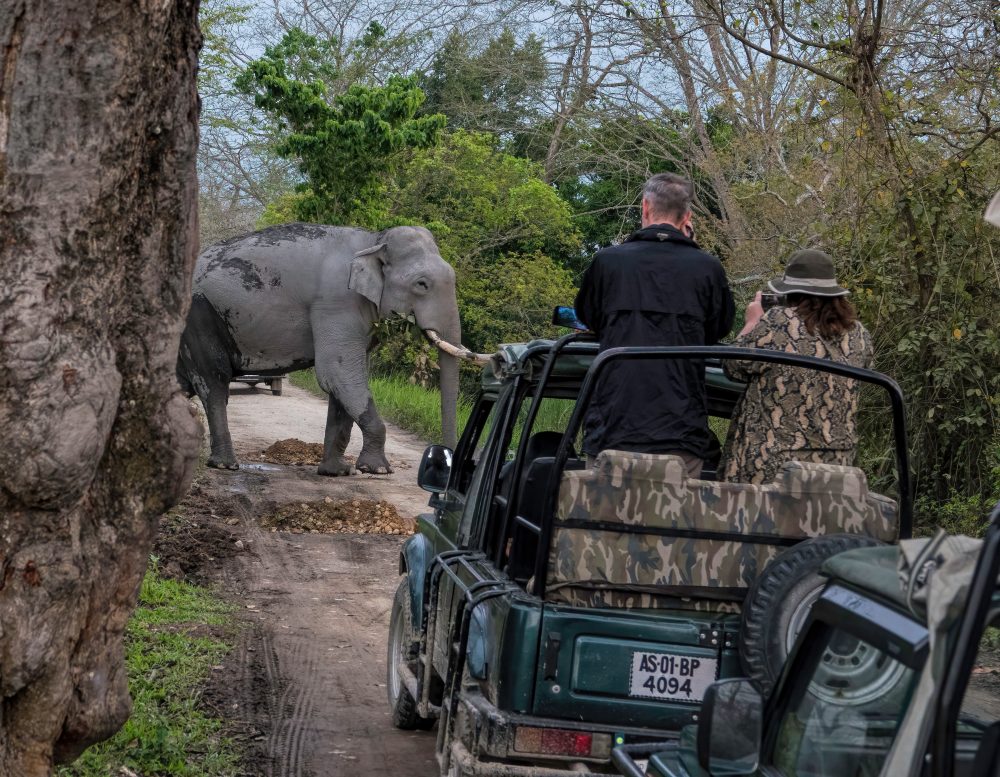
[624,223,697,248]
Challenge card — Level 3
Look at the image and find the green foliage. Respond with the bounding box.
[385,130,581,354]
[421,29,546,141]
[389,130,579,260]
[60,567,238,777]
[553,116,708,272]
[458,251,578,355]
[236,29,445,226]
[915,491,999,538]
[199,0,252,100]
[842,152,1000,502]
[257,190,309,228]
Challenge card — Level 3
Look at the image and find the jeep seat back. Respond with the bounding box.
[545,449,898,610]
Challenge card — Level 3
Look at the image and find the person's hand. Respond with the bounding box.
[740,291,764,336]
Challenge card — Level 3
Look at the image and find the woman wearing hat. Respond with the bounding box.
[718,249,873,484]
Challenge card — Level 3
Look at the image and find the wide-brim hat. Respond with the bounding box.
[768,249,849,297]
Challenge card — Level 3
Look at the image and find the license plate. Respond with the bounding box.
[628,651,718,703]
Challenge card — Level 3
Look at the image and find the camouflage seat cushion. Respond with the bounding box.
[545,449,898,610]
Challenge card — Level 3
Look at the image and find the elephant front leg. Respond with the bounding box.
[317,395,355,476]
[313,331,393,476]
[355,397,392,475]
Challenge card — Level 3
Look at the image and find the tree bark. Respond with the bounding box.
[0,1,202,773]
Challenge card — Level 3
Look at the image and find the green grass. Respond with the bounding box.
[290,368,473,442]
[60,566,239,777]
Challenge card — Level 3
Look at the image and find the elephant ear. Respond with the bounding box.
[349,243,386,306]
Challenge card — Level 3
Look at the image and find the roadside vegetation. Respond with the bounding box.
[291,369,473,443]
[60,565,239,777]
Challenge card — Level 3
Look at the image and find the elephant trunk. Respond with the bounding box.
[423,329,489,449]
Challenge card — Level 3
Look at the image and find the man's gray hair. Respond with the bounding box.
[643,173,694,221]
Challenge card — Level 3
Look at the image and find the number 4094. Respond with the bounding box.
[642,674,693,697]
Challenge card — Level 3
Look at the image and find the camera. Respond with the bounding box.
[760,292,787,310]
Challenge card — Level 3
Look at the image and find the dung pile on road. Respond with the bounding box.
[248,438,340,466]
[261,498,413,535]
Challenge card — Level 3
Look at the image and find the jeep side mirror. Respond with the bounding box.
[417,444,452,493]
[697,679,762,776]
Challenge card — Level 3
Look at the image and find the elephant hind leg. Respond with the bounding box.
[179,295,240,470]
[318,395,354,477]
[200,380,238,470]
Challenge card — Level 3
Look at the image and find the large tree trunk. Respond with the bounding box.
[0,2,202,773]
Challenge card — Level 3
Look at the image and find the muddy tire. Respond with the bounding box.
[388,578,433,730]
[271,377,283,396]
[739,534,883,697]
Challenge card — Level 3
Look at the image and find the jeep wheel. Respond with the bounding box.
[387,578,433,730]
[739,534,883,697]
[271,377,283,396]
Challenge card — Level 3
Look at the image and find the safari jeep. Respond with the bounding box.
[612,502,1000,777]
[386,334,913,776]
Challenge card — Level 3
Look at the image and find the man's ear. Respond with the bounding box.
[349,243,386,306]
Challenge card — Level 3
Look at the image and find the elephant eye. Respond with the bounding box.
[414,278,430,294]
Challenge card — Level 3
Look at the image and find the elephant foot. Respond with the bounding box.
[318,458,355,477]
[356,449,393,475]
[207,454,239,470]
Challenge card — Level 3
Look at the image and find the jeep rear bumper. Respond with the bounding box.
[450,690,680,775]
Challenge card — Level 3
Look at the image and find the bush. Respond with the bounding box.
[915,490,1000,538]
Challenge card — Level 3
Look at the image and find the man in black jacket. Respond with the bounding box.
[575,173,735,477]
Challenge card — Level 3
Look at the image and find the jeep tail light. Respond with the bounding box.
[513,726,612,758]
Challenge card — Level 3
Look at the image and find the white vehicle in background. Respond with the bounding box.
[234,374,284,395]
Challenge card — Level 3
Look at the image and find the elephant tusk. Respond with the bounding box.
[423,330,492,365]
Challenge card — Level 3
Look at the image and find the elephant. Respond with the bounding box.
[176,222,483,475]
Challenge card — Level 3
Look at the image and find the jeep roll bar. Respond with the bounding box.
[491,332,598,567]
[530,344,912,599]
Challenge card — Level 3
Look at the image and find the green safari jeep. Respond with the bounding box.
[612,501,1000,777]
[386,335,913,776]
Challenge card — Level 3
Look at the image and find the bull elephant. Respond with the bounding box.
[177,222,482,475]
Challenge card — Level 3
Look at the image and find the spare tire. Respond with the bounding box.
[739,534,883,697]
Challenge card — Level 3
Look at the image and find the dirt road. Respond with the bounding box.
[190,383,439,777]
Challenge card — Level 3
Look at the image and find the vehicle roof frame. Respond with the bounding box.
[490,332,600,568]
[531,344,913,599]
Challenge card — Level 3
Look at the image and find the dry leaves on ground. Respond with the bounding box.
[260,498,414,535]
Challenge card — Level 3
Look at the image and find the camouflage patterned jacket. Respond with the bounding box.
[719,306,874,485]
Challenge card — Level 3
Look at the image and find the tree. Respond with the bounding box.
[0,2,201,773]
[421,28,547,143]
[198,0,293,245]
[385,130,581,353]
[236,28,446,227]
[695,0,1000,500]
